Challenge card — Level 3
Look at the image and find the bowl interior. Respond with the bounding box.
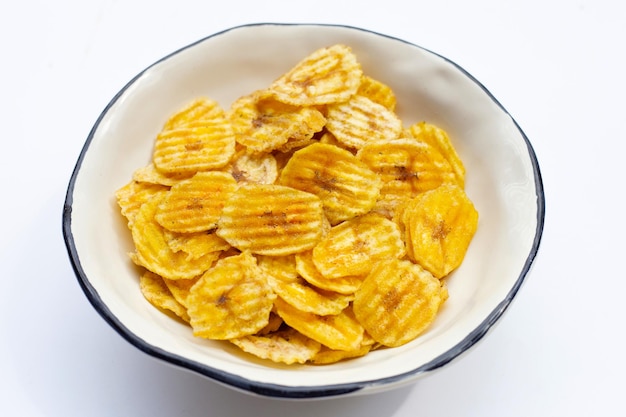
[65,23,543,397]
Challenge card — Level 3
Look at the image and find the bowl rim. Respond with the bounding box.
[62,22,545,399]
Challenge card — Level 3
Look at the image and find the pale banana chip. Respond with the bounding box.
[163,276,199,308]
[230,328,321,365]
[216,183,325,255]
[228,149,278,184]
[326,95,402,149]
[162,97,225,131]
[187,252,276,340]
[279,142,382,224]
[312,213,406,279]
[268,44,363,106]
[155,171,237,233]
[353,258,444,347]
[139,270,190,322]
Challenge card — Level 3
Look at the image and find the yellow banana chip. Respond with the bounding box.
[132,163,193,186]
[162,97,225,131]
[163,229,231,261]
[407,121,466,187]
[357,75,396,111]
[353,258,444,347]
[131,192,219,280]
[274,298,364,351]
[187,252,276,340]
[401,184,479,278]
[230,328,322,365]
[228,149,278,184]
[312,213,406,279]
[326,95,402,149]
[295,250,363,295]
[229,91,325,153]
[279,142,382,224]
[153,119,236,174]
[268,44,363,106]
[115,180,168,227]
[154,171,237,233]
[310,344,371,365]
[163,276,199,308]
[216,183,325,255]
[256,254,299,283]
[139,270,190,322]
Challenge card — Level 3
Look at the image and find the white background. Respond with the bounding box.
[1,1,624,416]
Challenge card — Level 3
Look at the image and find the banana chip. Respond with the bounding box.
[155,171,237,233]
[268,44,363,106]
[230,328,322,365]
[228,149,278,184]
[187,252,276,340]
[326,95,402,149]
[357,75,396,111]
[115,180,168,227]
[217,183,325,255]
[279,143,382,224]
[401,184,479,278]
[132,163,192,186]
[139,271,190,322]
[153,119,236,174]
[353,258,444,347]
[274,298,364,351]
[163,276,199,308]
[269,274,353,316]
[295,250,363,295]
[310,344,371,365]
[163,230,231,261]
[163,97,225,131]
[312,213,406,279]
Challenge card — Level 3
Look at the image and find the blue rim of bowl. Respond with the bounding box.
[62,22,545,399]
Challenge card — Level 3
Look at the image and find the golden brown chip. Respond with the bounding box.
[279,142,382,225]
[132,163,192,187]
[257,312,284,335]
[274,298,364,351]
[407,121,466,187]
[139,270,190,322]
[186,252,276,340]
[325,95,402,149]
[228,91,326,154]
[154,171,237,233]
[269,274,353,316]
[227,149,278,184]
[310,344,371,365]
[230,328,322,365]
[153,119,236,175]
[162,97,225,131]
[268,44,363,106]
[401,184,479,278]
[163,230,231,261]
[216,183,325,256]
[312,213,406,279]
[130,192,219,280]
[295,250,363,295]
[357,75,396,111]
[353,258,444,347]
[115,180,169,227]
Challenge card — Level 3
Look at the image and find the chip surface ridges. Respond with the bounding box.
[279,142,382,224]
[216,183,325,255]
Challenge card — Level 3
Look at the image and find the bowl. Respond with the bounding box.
[63,23,545,399]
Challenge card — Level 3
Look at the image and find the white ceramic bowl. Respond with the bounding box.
[63,23,544,399]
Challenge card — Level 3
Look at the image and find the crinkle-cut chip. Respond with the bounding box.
[325,95,402,149]
[162,97,225,131]
[153,118,236,174]
[357,138,459,204]
[268,273,353,316]
[116,180,169,227]
[230,328,321,365]
[216,183,325,256]
[139,271,190,322]
[131,192,219,280]
[187,252,276,340]
[228,149,278,184]
[228,91,326,154]
[353,259,444,347]
[274,298,364,351]
[132,163,192,187]
[295,250,363,295]
[279,143,382,225]
[310,344,371,365]
[163,276,199,308]
[164,230,231,261]
[256,255,299,283]
[357,75,396,111]
[312,213,406,279]
[154,171,237,233]
[268,44,363,106]
[258,312,284,335]
[401,184,479,278]
[407,121,466,187]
